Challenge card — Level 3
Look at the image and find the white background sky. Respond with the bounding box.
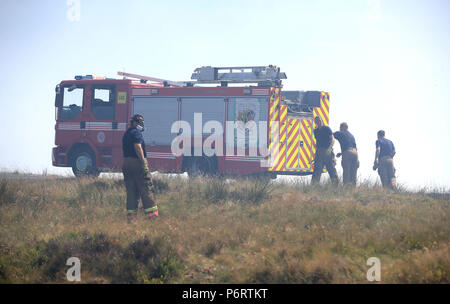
[0,0,449,190]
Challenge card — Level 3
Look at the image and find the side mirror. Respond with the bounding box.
[54,84,62,107]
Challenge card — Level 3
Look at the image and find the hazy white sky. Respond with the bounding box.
[0,0,449,189]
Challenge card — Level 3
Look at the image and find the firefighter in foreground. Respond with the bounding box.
[122,114,158,222]
[333,122,359,185]
[373,130,396,189]
[311,116,338,185]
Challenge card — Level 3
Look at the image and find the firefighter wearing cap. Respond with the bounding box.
[311,116,338,185]
[333,122,359,186]
[374,130,396,189]
[122,114,158,222]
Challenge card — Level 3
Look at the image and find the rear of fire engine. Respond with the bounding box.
[52,66,330,178]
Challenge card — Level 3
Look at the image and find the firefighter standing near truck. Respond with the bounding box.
[122,114,158,222]
[311,116,339,185]
[333,122,359,186]
[373,130,396,189]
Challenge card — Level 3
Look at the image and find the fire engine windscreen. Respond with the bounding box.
[60,86,84,119]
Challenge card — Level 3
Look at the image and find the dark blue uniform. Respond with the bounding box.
[376,138,395,159]
[312,125,338,184]
[333,130,357,152]
[376,138,396,189]
[314,126,333,149]
[122,127,147,158]
[334,130,359,185]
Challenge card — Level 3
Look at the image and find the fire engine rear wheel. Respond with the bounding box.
[71,149,99,178]
[186,156,217,177]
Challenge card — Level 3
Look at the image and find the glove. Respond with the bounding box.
[373,161,378,171]
[142,160,150,177]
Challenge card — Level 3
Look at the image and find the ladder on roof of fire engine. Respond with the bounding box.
[191,65,287,86]
[118,65,287,87]
[117,71,185,87]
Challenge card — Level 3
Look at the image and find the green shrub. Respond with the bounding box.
[151,177,169,194]
[0,179,18,206]
[21,232,183,283]
[230,179,273,205]
[203,179,229,204]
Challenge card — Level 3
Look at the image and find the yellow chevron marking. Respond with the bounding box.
[316,109,327,126]
[287,132,299,156]
[301,127,312,150]
[278,144,286,159]
[271,152,284,170]
[272,109,279,121]
[280,107,287,124]
[287,124,299,150]
[286,158,297,170]
[286,151,299,169]
[280,120,287,131]
[274,158,285,171]
[286,137,299,163]
[324,96,330,107]
[279,134,286,152]
[321,102,329,119]
[286,141,299,165]
[285,118,300,169]
[286,137,299,166]
[298,146,309,168]
[275,107,287,172]
[288,120,299,138]
[280,110,287,124]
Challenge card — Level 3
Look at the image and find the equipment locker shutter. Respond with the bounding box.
[180,98,225,136]
[133,97,178,146]
[226,97,268,148]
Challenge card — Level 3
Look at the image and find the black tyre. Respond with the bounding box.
[71,148,99,177]
[185,156,217,177]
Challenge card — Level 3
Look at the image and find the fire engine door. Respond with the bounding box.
[85,85,117,155]
[286,117,313,170]
[90,85,116,121]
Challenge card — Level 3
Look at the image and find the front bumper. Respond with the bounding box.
[52,146,68,167]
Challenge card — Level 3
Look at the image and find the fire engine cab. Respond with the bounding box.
[52,66,330,177]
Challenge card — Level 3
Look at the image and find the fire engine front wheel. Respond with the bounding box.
[71,149,99,178]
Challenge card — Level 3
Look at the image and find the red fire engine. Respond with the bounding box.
[52,66,330,177]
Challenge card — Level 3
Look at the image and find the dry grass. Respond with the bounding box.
[0,174,448,283]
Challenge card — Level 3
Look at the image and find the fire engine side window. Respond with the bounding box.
[91,86,115,120]
[61,86,84,119]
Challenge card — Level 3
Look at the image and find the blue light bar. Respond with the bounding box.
[75,75,93,80]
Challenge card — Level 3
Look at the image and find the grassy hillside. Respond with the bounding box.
[0,174,448,283]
